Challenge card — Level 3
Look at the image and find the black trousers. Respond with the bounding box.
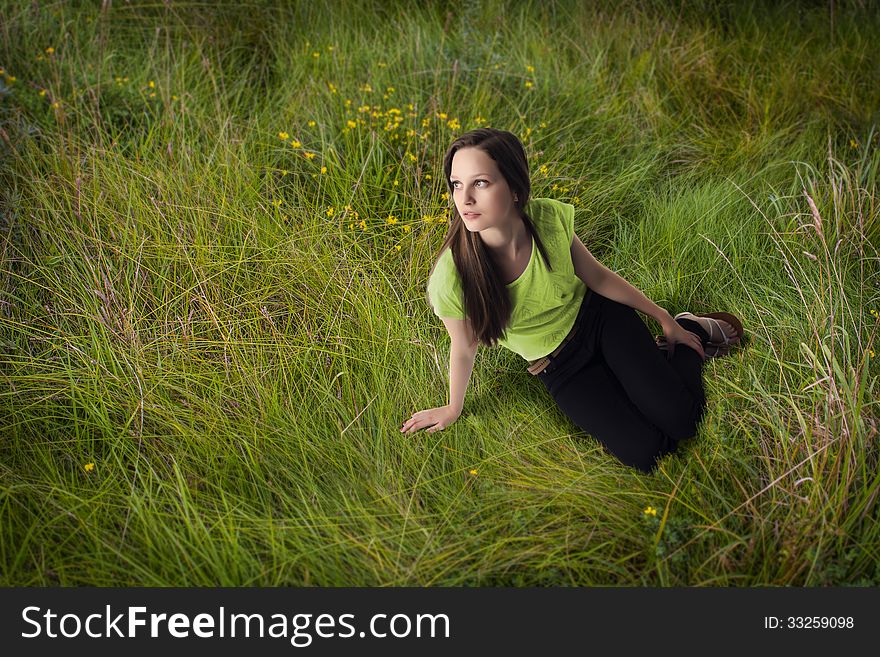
[536,289,711,473]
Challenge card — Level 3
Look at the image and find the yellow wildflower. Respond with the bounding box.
[326,207,335,217]
[358,219,367,230]
[320,166,327,174]
[346,119,357,129]
[83,462,95,472]
[328,82,337,94]
[869,349,875,358]
[386,216,398,225]
[524,80,534,88]
[52,101,60,108]
[273,199,282,207]
[441,192,449,201]
[438,112,448,120]
[46,46,55,54]
[469,469,478,475]
[526,65,535,73]
[278,131,289,140]
[304,152,315,160]
[308,120,316,127]
[312,51,320,58]
[394,244,401,251]
[148,92,156,98]
[643,506,657,516]
[290,139,302,148]
[539,164,549,175]
[148,80,155,88]
[402,225,411,233]
[6,75,15,82]
[870,309,878,317]
[850,139,859,149]
[38,89,46,97]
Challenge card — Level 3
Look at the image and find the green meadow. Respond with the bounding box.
[0,0,878,585]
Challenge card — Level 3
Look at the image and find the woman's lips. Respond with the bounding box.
[463,212,481,219]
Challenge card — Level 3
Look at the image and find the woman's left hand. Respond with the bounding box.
[659,317,705,360]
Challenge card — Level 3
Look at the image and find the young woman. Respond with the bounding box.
[400,128,743,473]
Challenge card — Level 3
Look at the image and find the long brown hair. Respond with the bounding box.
[429,128,553,347]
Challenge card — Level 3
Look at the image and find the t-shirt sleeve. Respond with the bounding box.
[557,200,575,245]
[529,197,575,249]
[426,250,466,320]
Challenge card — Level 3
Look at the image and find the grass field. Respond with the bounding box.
[1,0,878,586]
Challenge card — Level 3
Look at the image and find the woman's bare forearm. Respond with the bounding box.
[447,348,477,414]
[593,269,674,327]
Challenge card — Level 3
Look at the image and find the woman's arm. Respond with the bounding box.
[437,315,479,414]
[401,317,478,434]
[570,235,675,328]
[447,340,478,414]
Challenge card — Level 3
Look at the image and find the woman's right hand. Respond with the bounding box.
[400,405,460,434]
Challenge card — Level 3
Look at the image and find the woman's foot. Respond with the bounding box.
[674,312,742,346]
[655,311,743,359]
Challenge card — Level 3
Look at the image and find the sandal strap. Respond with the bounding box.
[703,316,731,346]
[675,312,733,345]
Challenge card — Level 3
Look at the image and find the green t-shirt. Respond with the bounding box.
[426,197,588,361]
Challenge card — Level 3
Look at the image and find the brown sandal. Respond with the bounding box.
[655,311,744,359]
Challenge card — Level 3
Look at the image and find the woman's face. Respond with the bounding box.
[449,147,518,233]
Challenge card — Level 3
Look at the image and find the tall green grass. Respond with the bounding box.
[0,0,878,585]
